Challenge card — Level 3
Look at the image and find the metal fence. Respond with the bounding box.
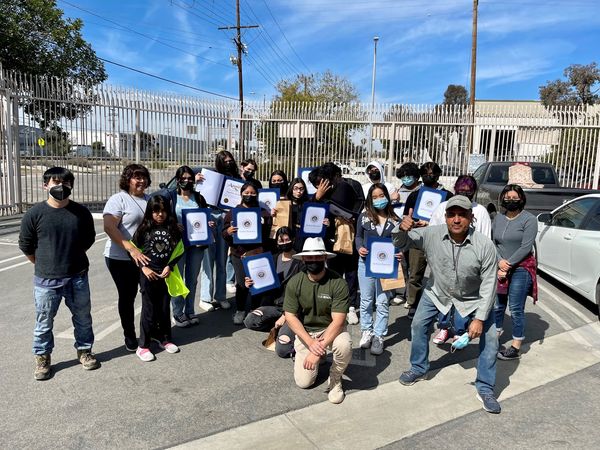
[1,67,600,215]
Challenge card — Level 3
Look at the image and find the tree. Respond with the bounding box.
[443,84,468,105]
[539,63,600,106]
[274,71,359,103]
[0,0,107,130]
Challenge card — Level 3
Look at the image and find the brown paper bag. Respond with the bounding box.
[333,217,355,255]
[270,200,292,238]
[380,262,406,291]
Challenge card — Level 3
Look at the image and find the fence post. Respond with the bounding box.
[10,97,22,213]
[135,103,141,163]
[294,120,301,177]
[592,129,600,190]
[387,122,397,181]
[227,112,232,151]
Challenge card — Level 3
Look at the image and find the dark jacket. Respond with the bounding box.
[223,206,273,257]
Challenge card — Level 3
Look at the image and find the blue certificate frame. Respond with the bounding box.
[182,208,213,246]
[232,207,262,244]
[365,236,399,279]
[298,167,317,195]
[218,176,245,210]
[242,252,281,295]
[300,202,329,237]
[413,187,448,221]
[258,188,280,211]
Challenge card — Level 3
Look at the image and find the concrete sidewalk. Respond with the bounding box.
[173,322,600,449]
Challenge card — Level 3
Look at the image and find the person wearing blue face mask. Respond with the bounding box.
[355,184,402,355]
[395,162,421,204]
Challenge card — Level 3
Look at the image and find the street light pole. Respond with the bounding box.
[368,36,379,163]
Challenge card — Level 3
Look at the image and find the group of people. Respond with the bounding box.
[19,154,538,413]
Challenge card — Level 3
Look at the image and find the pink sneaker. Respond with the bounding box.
[136,347,155,362]
[160,341,180,354]
[433,328,449,345]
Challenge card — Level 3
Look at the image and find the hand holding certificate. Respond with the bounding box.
[298,167,317,195]
[182,208,213,246]
[233,207,262,244]
[365,237,398,279]
[300,202,329,237]
[242,253,280,295]
[195,169,224,207]
[413,187,448,221]
[258,188,279,211]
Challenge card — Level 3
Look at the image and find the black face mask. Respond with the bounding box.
[421,175,439,186]
[501,199,522,211]
[49,184,71,201]
[242,195,258,206]
[277,242,293,253]
[178,181,194,191]
[305,260,325,274]
[270,181,288,194]
[368,171,381,181]
[225,161,236,173]
[243,170,255,179]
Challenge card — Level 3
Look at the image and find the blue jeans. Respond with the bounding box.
[495,267,532,340]
[200,211,227,302]
[409,292,498,395]
[171,245,205,317]
[226,255,235,284]
[33,272,94,355]
[357,258,391,337]
[437,307,469,335]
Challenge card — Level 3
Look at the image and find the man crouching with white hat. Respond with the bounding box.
[283,237,352,404]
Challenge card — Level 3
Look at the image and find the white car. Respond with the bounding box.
[535,193,600,308]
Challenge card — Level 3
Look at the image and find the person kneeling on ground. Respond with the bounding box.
[392,196,501,414]
[283,237,352,404]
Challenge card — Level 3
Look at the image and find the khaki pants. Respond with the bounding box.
[293,328,352,389]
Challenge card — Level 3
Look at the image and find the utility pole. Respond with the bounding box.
[468,0,478,153]
[219,0,258,161]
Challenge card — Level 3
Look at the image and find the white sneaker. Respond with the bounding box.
[226,283,236,294]
[136,347,155,362]
[233,311,246,325]
[370,335,384,355]
[347,307,359,325]
[359,330,373,349]
[218,299,232,310]
[391,295,406,305]
[403,302,412,309]
[327,377,345,404]
[198,301,215,312]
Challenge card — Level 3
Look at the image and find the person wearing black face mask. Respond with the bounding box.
[223,183,273,325]
[240,158,263,191]
[269,170,289,199]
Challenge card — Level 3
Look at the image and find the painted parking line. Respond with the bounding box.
[0,261,29,273]
[535,301,573,331]
[0,254,26,264]
[56,306,142,340]
[537,280,594,324]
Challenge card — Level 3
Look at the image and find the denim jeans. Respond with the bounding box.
[226,255,235,284]
[437,307,469,335]
[33,272,94,355]
[409,292,498,395]
[495,267,532,340]
[171,245,205,317]
[357,258,391,337]
[200,210,227,302]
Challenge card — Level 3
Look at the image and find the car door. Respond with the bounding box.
[569,199,600,296]
[536,197,598,283]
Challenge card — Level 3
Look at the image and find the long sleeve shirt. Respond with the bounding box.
[492,211,538,266]
[392,224,498,321]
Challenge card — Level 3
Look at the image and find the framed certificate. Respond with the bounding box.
[242,252,281,295]
[182,208,213,246]
[195,168,224,207]
[300,202,329,237]
[218,176,245,209]
[232,207,262,244]
[298,167,317,195]
[258,188,279,211]
[413,187,448,221]
[365,237,398,279]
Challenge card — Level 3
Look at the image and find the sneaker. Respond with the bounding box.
[233,310,246,325]
[151,338,180,354]
[404,302,412,309]
[136,347,155,362]
[34,354,51,381]
[407,308,417,320]
[327,376,345,404]
[347,307,359,325]
[391,295,406,306]
[186,314,201,325]
[399,369,427,386]
[477,392,501,414]
[359,330,373,349]
[226,283,237,294]
[173,314,191,328]
[370,336,384,355]
[497,345,521,360]
[77,349,100,370]
[124,336,138,352]
[218,299,232,310]
[433,328,450,345]
[198,301,215,312]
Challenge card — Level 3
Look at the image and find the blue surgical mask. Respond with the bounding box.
[373,198,389,210]
[451,332,470,352]
[401,176,415,187]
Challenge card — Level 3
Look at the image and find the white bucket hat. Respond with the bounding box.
[292,237,336,260]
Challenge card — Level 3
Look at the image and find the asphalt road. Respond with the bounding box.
[0,219,598,449]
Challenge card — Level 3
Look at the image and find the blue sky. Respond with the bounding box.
[59,0,600,104]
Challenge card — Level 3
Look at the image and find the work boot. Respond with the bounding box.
[327,376,345,404]
[34,354,51,381]
[77,349,100,370]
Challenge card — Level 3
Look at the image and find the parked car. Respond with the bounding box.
[473,162,598,216]
[536,194,600,308]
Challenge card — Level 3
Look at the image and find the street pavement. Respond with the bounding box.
[0,218,598,449]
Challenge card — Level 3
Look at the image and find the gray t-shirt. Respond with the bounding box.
[103,191,149,260]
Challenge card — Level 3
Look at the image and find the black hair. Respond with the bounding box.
[119,164,151,191]
[396,162,420,179]
[269,170,289,195]
[43,167,74,185]
[240,158,258,169]
[175,165,195,194]
[239,182,258,195]
[286,177,309,203]
[307,167,323,188]
[500,184,527,209]
[133,195,181,245]
[275,226,293,243]
[364,183,399,224]
[420,161,442,176]
[322,162,342,178]
[215,150,238,176]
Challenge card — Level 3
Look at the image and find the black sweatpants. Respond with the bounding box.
[138,274,171,348]
[106,257,140,341]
